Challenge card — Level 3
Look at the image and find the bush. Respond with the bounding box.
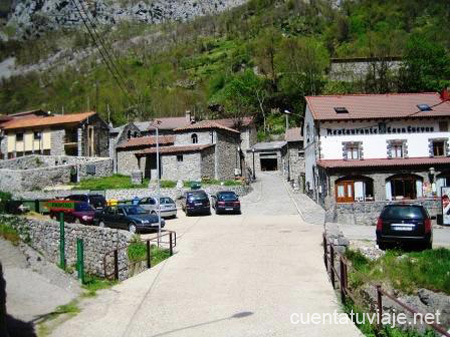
[0,191,12,214]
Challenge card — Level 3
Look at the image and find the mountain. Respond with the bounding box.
[5,0,247,39]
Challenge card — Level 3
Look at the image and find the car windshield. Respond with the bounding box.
[75,203,94,212]
[160,197,175,204]
[125,207,148,215]
[188,193,207,201]
[381,206,426,220]
[218,193,238,201]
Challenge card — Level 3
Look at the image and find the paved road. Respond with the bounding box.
[340,224,450,247]
[52,173,361,337]
[1,239,80,323]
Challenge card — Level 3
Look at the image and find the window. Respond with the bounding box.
[177,155,183,162]
[392,143,404,158]
[334,107,349,114]
[388,140,406,159]
[417,104,432,111]
[343,142,362,160]
[387,175,422,200]
[133,131,139,138]
[34,131,41,140]
[439,121,448,132]
[127,130,132,139]
[191,134,198,144]
[433,141,446,157]
[298,150,305,158]
[16,133,24,142]
[335,177,374,203]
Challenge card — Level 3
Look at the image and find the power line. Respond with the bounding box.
[70,0,134,107]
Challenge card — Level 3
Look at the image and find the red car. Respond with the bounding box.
[49,201,96,225]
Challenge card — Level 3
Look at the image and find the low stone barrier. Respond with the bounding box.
[13,184,252,202]
[2,215,132,280]
[326,199,442,226]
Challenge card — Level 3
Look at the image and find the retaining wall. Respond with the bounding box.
[326,199,442,226]
[13,184,252,202]
[2,215,132,280]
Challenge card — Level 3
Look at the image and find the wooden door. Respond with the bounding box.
[336,180,354,203]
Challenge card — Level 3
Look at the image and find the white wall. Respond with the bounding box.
[320,119,449,160]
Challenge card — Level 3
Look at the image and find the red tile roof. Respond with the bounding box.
[2,112,97,130]
[317,157,450,169]
[306,93,450,121]
[117,135,175,150]
[148,117,190,130]
[139,144,215,155]
[174,120,240,134]
[285,128,303,142]
[213,117,254,129]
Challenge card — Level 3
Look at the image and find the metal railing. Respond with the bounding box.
[103,230,176,280]
[323,234,450,336]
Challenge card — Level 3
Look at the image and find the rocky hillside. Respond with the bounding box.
[5,0,247,39]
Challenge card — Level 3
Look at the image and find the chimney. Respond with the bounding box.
[441,88,450,101]
[185,110,191,123]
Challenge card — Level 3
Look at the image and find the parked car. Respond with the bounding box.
[376,204,433,250]
[211,191,241,214]
[49,201,96,225]
[66,194,106,210]
[181,190,211,216]
[94,205,165,233]
[138,196,177,218]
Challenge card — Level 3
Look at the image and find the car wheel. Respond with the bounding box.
[151,211,157,215]
[128,223,137,234]
[98,221,106,228]
[377,241,387,250]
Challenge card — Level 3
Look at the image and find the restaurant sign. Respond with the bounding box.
[326,124,434,136]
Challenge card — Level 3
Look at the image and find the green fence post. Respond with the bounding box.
[77,238,85,284]
[59,212,66,270]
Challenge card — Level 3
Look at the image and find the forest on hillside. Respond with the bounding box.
[1,0,450,137]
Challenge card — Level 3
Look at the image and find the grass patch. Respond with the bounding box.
[345,248,450,295]
[0,221,20,245]
[36,300,81,337]
[72,174,150,190]
[82,275,117,297]
[343,300,437,337]
[183,179,243,188]
[127,237,171,265]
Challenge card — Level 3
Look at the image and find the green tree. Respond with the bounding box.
[399,35,450,92]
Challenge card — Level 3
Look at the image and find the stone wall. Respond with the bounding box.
[50,129,65,156]
[0,156,113,192]
[201,146,215,179]
[3,215,132,280]
[326,199,442,226]
[14,184,252,203]
[175,131,212,146]
[288,143,305,184]
[161,152,202,181]
[329,59,402,82]
[216,131,239,180]
[117,149,140,175]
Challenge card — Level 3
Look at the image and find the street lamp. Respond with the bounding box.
[283,109,291,131]
[148,124,161,244]
[252,148,256,181]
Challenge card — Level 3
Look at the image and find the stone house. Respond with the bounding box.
[247,141,288,176]
[285,127,305,185]
[113,112,257,180]
[109,122,141,171]
[115,120,241,181]
[0,111,110,159]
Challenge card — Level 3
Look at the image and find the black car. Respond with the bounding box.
[376,204,432,250]
[66,194,106,210]
[211,191,241,214]
[94,205,165,233]
[181,190,211,216]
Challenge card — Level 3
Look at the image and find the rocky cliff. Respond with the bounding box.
[5,0,247,39]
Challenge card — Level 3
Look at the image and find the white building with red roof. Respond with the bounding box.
[304,90,450,224]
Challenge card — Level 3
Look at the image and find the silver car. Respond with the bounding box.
[138,196,177,219]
